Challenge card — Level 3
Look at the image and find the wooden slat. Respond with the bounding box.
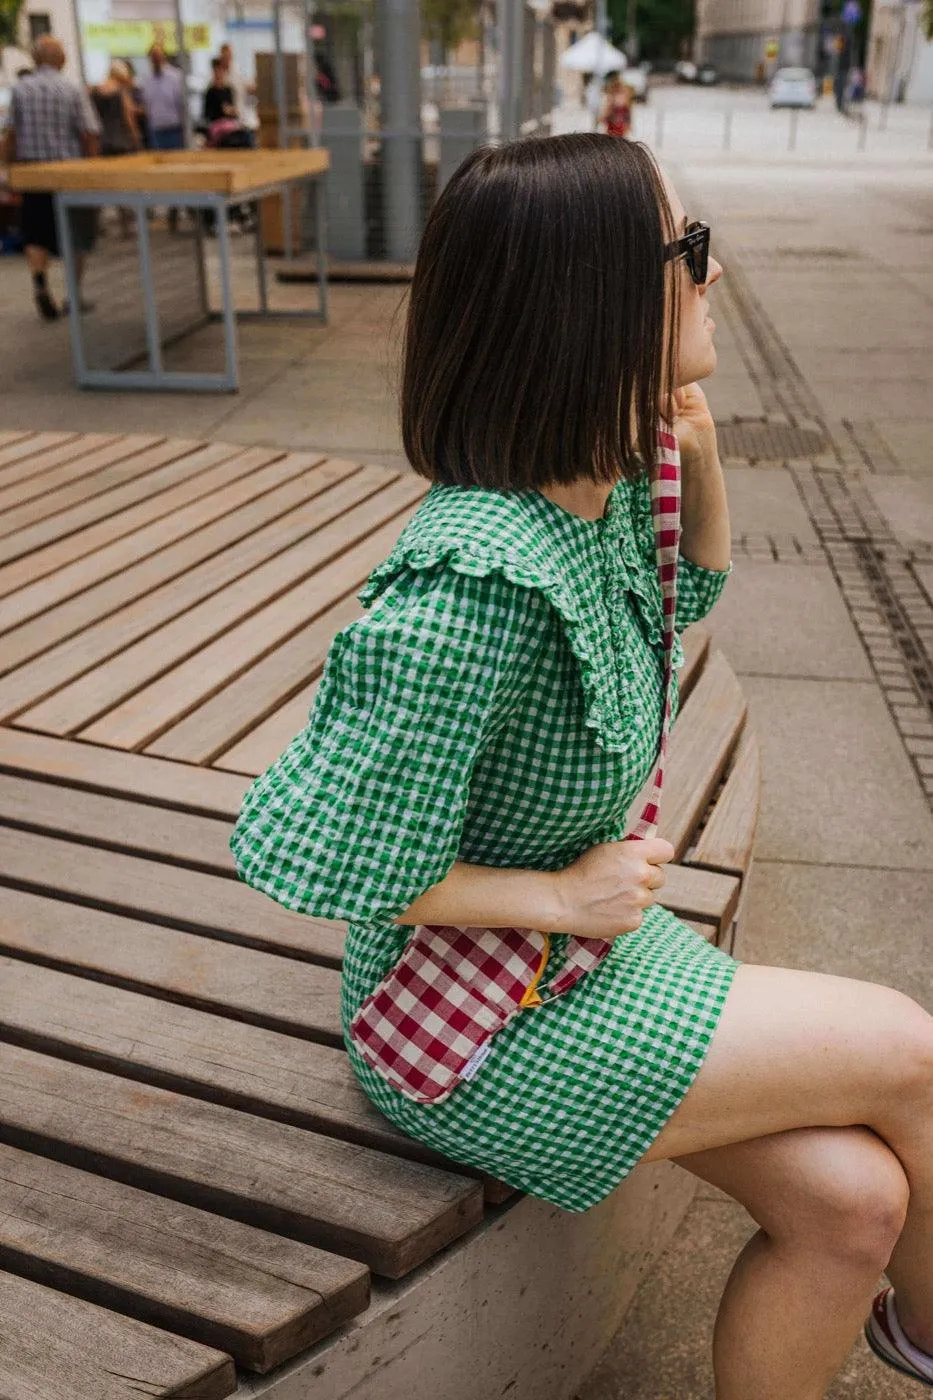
[0,441,280,598]
[0,729,249,820]
[0,771,238,874]
[0,433,118,496]
[689,729,762,877]
[656,649,747,858]
[0,429,36,453]
[0,435,169,538]
[0,1267,235,1400]
[147,589,365,763]
[214,677,321,774]
[0,450,333,639]
[2,467,409,724]
[677,624,710,705]
[0,430,76,469]
[0,438,268,569]
[660,862,741,945]
[0,1143,369,1372]
[0,826,345,964]
[0,1042,484,1278]
[87,490,423,750]
[0,886,341,1042]
[0,954,421,1159]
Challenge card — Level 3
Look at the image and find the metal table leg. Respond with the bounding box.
[314,176,329,324]
[254,200,269,314]
[53,193,88,387]
[215,195,240,391]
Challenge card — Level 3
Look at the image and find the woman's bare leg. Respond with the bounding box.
[672,1127,910,1400]
[634,963,933,1395]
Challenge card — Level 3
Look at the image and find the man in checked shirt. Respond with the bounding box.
[1,35,100,320]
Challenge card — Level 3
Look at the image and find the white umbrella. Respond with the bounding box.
[559,31,628,76]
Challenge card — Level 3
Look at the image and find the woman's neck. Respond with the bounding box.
[538,478,615,522]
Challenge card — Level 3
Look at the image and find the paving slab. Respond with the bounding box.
[709,561,871,680]
[807,376,933,423]
[722,467,820,541]
[742,677,933,869]
[872,420,933,476]
[704,371,764,421]
[736,861,933,1006]
[862,474,933,550]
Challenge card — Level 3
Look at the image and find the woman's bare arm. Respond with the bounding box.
[395,861,564,932]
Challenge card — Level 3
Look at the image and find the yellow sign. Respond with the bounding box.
[764,39,780,59]
[83,20,212,55]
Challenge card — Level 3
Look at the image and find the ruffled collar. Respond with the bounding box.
[358,478,669,754]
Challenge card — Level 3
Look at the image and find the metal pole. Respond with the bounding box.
[788,106,798,151]
[215,198,241,390]
[302,0,319,146]
[136,198,164,378]
[376,0,423,260]
[858,109,868,149]
[171,0,193,147]
[499,0,524,142]
[723,108,732,151]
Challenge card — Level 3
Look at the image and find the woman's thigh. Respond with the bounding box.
[638,963,933,1166]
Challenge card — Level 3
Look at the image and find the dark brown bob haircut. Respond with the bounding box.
[401,132,678,491]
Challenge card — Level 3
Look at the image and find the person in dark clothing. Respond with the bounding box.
[203,57,237,125]
[91,60,140,155]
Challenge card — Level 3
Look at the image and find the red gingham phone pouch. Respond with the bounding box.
[349,429,682,1104]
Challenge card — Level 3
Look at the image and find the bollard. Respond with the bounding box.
[928,107,933,150]
[655,107,664,149]
[723,109,733,152]
[788,107,799,152]
[858,112,868,151]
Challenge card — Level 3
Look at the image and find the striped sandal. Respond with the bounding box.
[865,1286,933,1387]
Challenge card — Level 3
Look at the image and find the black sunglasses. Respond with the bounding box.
[663,220,711,285]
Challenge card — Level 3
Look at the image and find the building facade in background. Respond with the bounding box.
[695,0,821,80]
[866,0,933,102]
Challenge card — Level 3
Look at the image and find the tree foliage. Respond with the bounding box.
[923,0,933,41]
[422,0,479,54]
[0,0,24,49]
[607,0,694,60]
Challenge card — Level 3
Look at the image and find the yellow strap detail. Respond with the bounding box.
[519,933,552,1009]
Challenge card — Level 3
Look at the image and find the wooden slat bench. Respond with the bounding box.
[0,431,759,1400]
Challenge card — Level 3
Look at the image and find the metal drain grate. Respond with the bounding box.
[717,420,827,460]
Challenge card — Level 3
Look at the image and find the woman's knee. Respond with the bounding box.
[678,1125,910,1271]
[790,1128,911,1269]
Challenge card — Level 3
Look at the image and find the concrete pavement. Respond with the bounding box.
[1,86,932,1400]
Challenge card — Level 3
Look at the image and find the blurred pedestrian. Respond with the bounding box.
[140,43,186,231]
[140,44,185,151]
[91,59,141,237]
[203,55,237,125]
[599,75,633,139]
[218,42,257,130]
[91,60,140,155]
[0,35,100,320]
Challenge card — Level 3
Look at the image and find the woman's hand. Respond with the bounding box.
[668,382,719,471]
[553,838,675,939]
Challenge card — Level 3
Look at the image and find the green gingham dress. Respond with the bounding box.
[231,473,741,1212]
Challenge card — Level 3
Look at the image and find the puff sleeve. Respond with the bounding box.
[230,566,539,927]
[675,554,732,628]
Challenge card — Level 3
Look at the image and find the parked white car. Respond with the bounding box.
[769,67,817,109]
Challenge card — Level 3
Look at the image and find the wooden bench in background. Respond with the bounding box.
[0,428,759,1400]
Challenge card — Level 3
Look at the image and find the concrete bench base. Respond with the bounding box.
[238,1160,696,1400]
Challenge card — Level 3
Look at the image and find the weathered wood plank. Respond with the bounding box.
[77,481,426,748]
[0,1143,369,1372]
[147,592,364,763]
[0,770,239,873]
[0,886,341,1042]
[0,954,418,1157]
[0,435,169,538]
[0,429,37,453]
[3,468,410,725]
[0,826,345,964]
[0,442,279,598]
[0,1043,484,1277]
[660,863,741,944]
[0,430,76,469]
[689,729,762,878]
[0,729,249,819]
[213,678,321,775]
[0,1267,236,1399]
[656,649,747,859]
[0,450,334,639]
[0,433,120,498]
[0,438,271,569]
